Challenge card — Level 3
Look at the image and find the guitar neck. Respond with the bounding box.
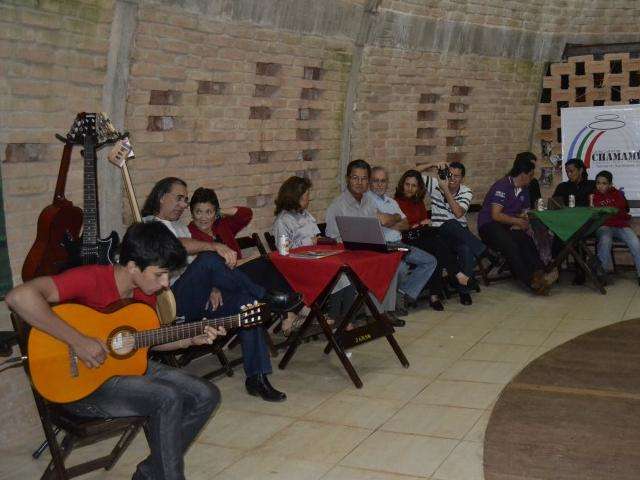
[53,142,74,201]
[81,136,100,253]
[134,314,244,348]
[121,163,142,223]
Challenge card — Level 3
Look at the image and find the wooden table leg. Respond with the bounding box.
[348,270,410,369]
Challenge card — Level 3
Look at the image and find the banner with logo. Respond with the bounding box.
[561,105,640,215]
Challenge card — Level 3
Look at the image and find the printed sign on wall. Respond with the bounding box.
[562,105,640,215]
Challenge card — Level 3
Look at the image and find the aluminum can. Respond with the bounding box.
[589,194,594,207]
[568,194,576,208]
[278,234,290,256]
[536,198,545,211]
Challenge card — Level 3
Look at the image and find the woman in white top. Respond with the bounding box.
[273,176,321,248]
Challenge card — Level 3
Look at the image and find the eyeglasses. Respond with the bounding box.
[349,175,369,183]
[371,178,388,184]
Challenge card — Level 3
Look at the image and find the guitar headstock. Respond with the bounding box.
[107,138,135,169]
[239,301,268,327]
[66,112,125,147]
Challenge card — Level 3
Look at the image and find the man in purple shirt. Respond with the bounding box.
[478,155,551,294]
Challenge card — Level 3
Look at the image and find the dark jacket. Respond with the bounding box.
[552,179,596,207]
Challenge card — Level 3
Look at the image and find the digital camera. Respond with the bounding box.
[437,166,451,180]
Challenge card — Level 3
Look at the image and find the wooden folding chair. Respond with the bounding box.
[11,313,146,480]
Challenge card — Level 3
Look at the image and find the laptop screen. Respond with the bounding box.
[335,216,387,247]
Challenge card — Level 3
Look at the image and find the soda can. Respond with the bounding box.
[536,198,545,211]
[278,234,290,256]
[568,194,576,208]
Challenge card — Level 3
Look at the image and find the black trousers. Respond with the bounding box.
[238,256,293,294]
[479,222,542,287]
[404,227,461,294]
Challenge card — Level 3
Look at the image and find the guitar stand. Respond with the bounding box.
[278,266,409,388]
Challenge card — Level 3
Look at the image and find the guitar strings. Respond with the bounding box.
[133,308,263,347]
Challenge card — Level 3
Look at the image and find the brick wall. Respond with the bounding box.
[352,46,543,202]
[125,4,352,233]
[0,0,114,281]
[383,0,639,35]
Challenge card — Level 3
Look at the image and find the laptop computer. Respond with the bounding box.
[335,216,392,253]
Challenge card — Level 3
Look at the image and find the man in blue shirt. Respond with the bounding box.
[368,166,437,310]
[477,155,550,294]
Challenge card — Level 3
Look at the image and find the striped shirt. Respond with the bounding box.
[422,175,472,227]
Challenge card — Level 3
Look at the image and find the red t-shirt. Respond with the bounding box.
[593,187,631,228]
[395,196,429,226]
[52,264,157,310]
[188,206,252,258]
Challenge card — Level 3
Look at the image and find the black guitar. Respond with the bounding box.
[64,113,121,267]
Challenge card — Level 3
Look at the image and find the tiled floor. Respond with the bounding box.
[2,274,638,480]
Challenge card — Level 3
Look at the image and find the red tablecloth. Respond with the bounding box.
[269,244,404,306]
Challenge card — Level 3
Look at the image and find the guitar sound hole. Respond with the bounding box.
[109,330,136,356]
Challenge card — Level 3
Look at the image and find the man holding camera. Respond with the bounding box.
[417,161,486,305]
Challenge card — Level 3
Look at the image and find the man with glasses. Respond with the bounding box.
[367,166,437,313]
[418,161,486,305]
[141,177,298,402]
[325,159,406,326]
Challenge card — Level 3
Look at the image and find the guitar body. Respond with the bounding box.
[27,302,158,404]
[63,230,120,268]
[22,199,83,281]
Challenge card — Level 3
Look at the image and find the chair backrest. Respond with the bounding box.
[236,233,267,256]
[264,231,277,252]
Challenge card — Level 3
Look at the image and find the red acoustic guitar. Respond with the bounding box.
[21,132,82,281]
[27,301,266,403]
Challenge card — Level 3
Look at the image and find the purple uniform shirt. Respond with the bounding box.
[477,176,530,230]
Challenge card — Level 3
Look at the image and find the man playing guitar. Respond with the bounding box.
[7,222,223,480]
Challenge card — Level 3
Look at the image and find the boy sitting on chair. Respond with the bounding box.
[7,222,223,480]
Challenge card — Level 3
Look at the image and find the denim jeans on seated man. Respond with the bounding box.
[438,219,486,293]
[65,361,219,480]
[596,226,640,277]
[171,251,272,378]
[366,188,437,302]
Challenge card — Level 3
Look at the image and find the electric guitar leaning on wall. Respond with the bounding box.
[107,140,178,325]
[64,113,121,268]
[26,301,266,403]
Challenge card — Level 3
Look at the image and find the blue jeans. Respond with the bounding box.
[596,226,640,276]
[392,241,437,301]
[64,361,219,480]
[438,220,486,293]
[171,252,272,377]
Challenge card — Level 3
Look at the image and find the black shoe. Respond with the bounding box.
[395,290,409,317]
[572,271,585,286]
[245,374,287,402]
[261,291,303,313]
[386,312,406,327]
[459,293,473,306]
[429,297,444,311]
[465,277,480,292]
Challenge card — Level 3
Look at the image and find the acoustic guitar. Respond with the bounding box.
[107,140,177,325]
[21,120,84,281]
[27,301,266,404]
